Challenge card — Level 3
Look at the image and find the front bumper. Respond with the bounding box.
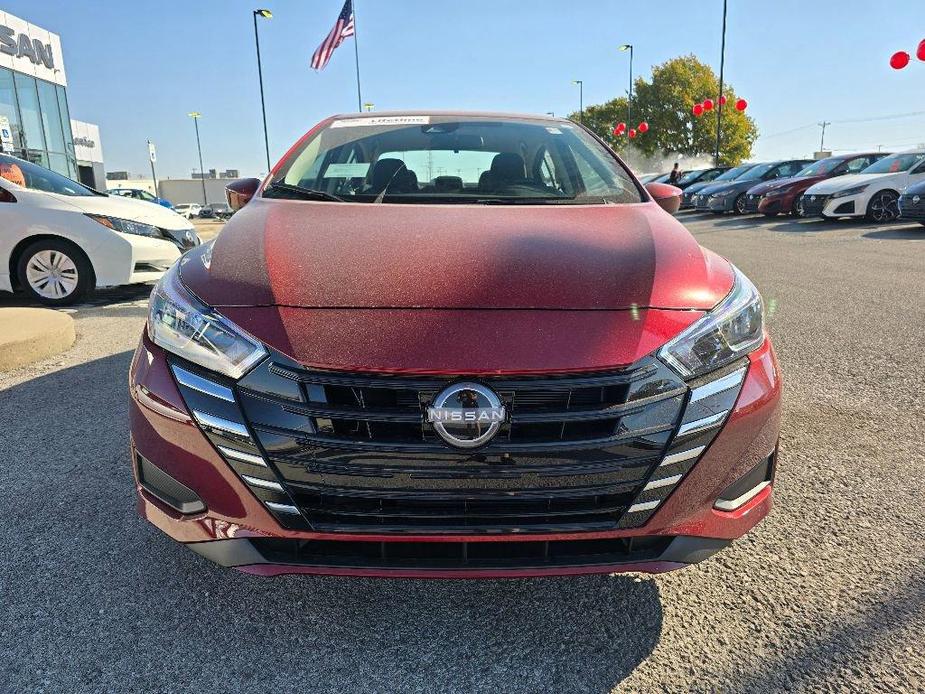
[706,195,735,212]
[800,193,861,218]
[757,194,790,215]
[899,193,925,222]
[129,335,781,578]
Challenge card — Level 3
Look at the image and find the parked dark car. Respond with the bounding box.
[743,153,885,217]
[898,179,925,226]
[675,167,729,191]
[699,160,814,214]
[199,203,234,220]
[687,164,761,210]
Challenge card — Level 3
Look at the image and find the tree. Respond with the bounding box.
[571,55,758,166]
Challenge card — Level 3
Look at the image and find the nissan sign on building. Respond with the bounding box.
[0,9,105,186]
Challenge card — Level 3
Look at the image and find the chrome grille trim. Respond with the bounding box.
[660,446,706,467]
[265,501,301,514]
[217,446,266,467]
[689,368,746,403]
[643,474,682,491]
[242,474,283,492]
[628,500,660,513]
[193,411,250,438]
[677,411,728,437]
[172,365,235,402]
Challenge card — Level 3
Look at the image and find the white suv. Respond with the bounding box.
[800,150,925,222]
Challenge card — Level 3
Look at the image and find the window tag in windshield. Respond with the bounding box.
[323,162,371,178]
[331,116,431,128]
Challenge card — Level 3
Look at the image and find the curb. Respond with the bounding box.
[0,307,76,372]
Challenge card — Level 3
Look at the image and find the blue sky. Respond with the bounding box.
[9,0,925,177]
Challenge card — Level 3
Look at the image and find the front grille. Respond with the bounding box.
[899,194,925,220]
[170,352,748,538]
[742,194,762,213]
[233,354,686,534]
[801,193,829,216]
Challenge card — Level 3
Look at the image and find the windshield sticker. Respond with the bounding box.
[331,116,431,128]
[323,162,371,178]
[545,127,563,134]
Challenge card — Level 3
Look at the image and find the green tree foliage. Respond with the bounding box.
[571,55,758,166]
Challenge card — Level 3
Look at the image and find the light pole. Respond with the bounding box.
[253,9,272,172]
[714,0,728,166]
[188,112,207,206]
[619,44,633,129]
[146,139,158,197]
[363,102,375,112]
[572,80,583,123]
[546,111,555,117]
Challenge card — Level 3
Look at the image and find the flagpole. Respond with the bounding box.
[352,1,362,112]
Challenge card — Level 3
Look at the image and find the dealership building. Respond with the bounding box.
[0,9,105,188]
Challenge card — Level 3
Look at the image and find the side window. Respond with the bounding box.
[702,169,721,182]
[845,157,869,173]
[573,152,612,195]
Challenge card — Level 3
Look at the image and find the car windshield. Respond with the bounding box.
[267,115,643,204]
[713,164,754,182]
[0,154,97,196]
[795,159,842,177]
[737,163,775,181]
[861,152,925,174]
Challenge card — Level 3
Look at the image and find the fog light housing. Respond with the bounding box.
[714,448,776,511]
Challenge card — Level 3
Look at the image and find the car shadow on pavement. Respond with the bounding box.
[0,350,664,693]
[0,283,154,311]
[862,225,925,240]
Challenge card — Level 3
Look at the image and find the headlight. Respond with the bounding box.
[711,189,735,199]
[831,184,869,199]
[658,266,764,379]
[87,214,162,239]
[147,259,266,379]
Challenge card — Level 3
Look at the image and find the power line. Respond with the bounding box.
[757,110,925,141]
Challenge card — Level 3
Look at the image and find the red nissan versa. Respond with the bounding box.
[129,112,781,578]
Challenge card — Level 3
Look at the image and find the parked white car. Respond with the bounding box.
[800,149,925,222]
[0,154,199,306]
[173,203,202,219]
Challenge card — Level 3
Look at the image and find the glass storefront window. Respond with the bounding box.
[37,80,67,158]
[14,73,47,153]
[0,68,23,151]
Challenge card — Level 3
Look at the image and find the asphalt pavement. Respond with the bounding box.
[1,212,923,693]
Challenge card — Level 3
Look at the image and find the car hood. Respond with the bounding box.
[49,192,191,229]
[748,176,805,195]
[181,198,733,311]
[805,172,896,194]
[683,180,718,195]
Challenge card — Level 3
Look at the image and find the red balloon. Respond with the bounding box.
[890,51,910,69]
[917,39,925,62]
[616,122,626,132]
[628,128,637,138]
[703,99,714,111]
[734,98,748,112]
[612,126,621,136]
[692,103,704,117]
[719,95,727,106]
[638,121,649,133]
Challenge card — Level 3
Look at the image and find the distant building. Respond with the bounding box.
[192,168,217,179]
[106,170,130,181]
[221,169,239,179]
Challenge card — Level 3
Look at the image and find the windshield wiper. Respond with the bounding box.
[265,182,345,202]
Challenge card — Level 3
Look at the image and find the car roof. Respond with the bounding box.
[327,110,567,123]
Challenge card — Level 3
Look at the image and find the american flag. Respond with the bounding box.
[310,0,355,71]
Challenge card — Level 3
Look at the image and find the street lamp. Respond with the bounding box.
[363,102,375,112]
[572,80,583,123]
[714,0,727,166]
[188,112,207,206]
[619,44,633,130]
[253,9,272,172]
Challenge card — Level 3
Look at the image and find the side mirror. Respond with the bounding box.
[645,182,682,214]
[225,177,261,211]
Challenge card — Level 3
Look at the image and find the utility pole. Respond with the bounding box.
[188,112,207,206]
[818,121,831,153]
